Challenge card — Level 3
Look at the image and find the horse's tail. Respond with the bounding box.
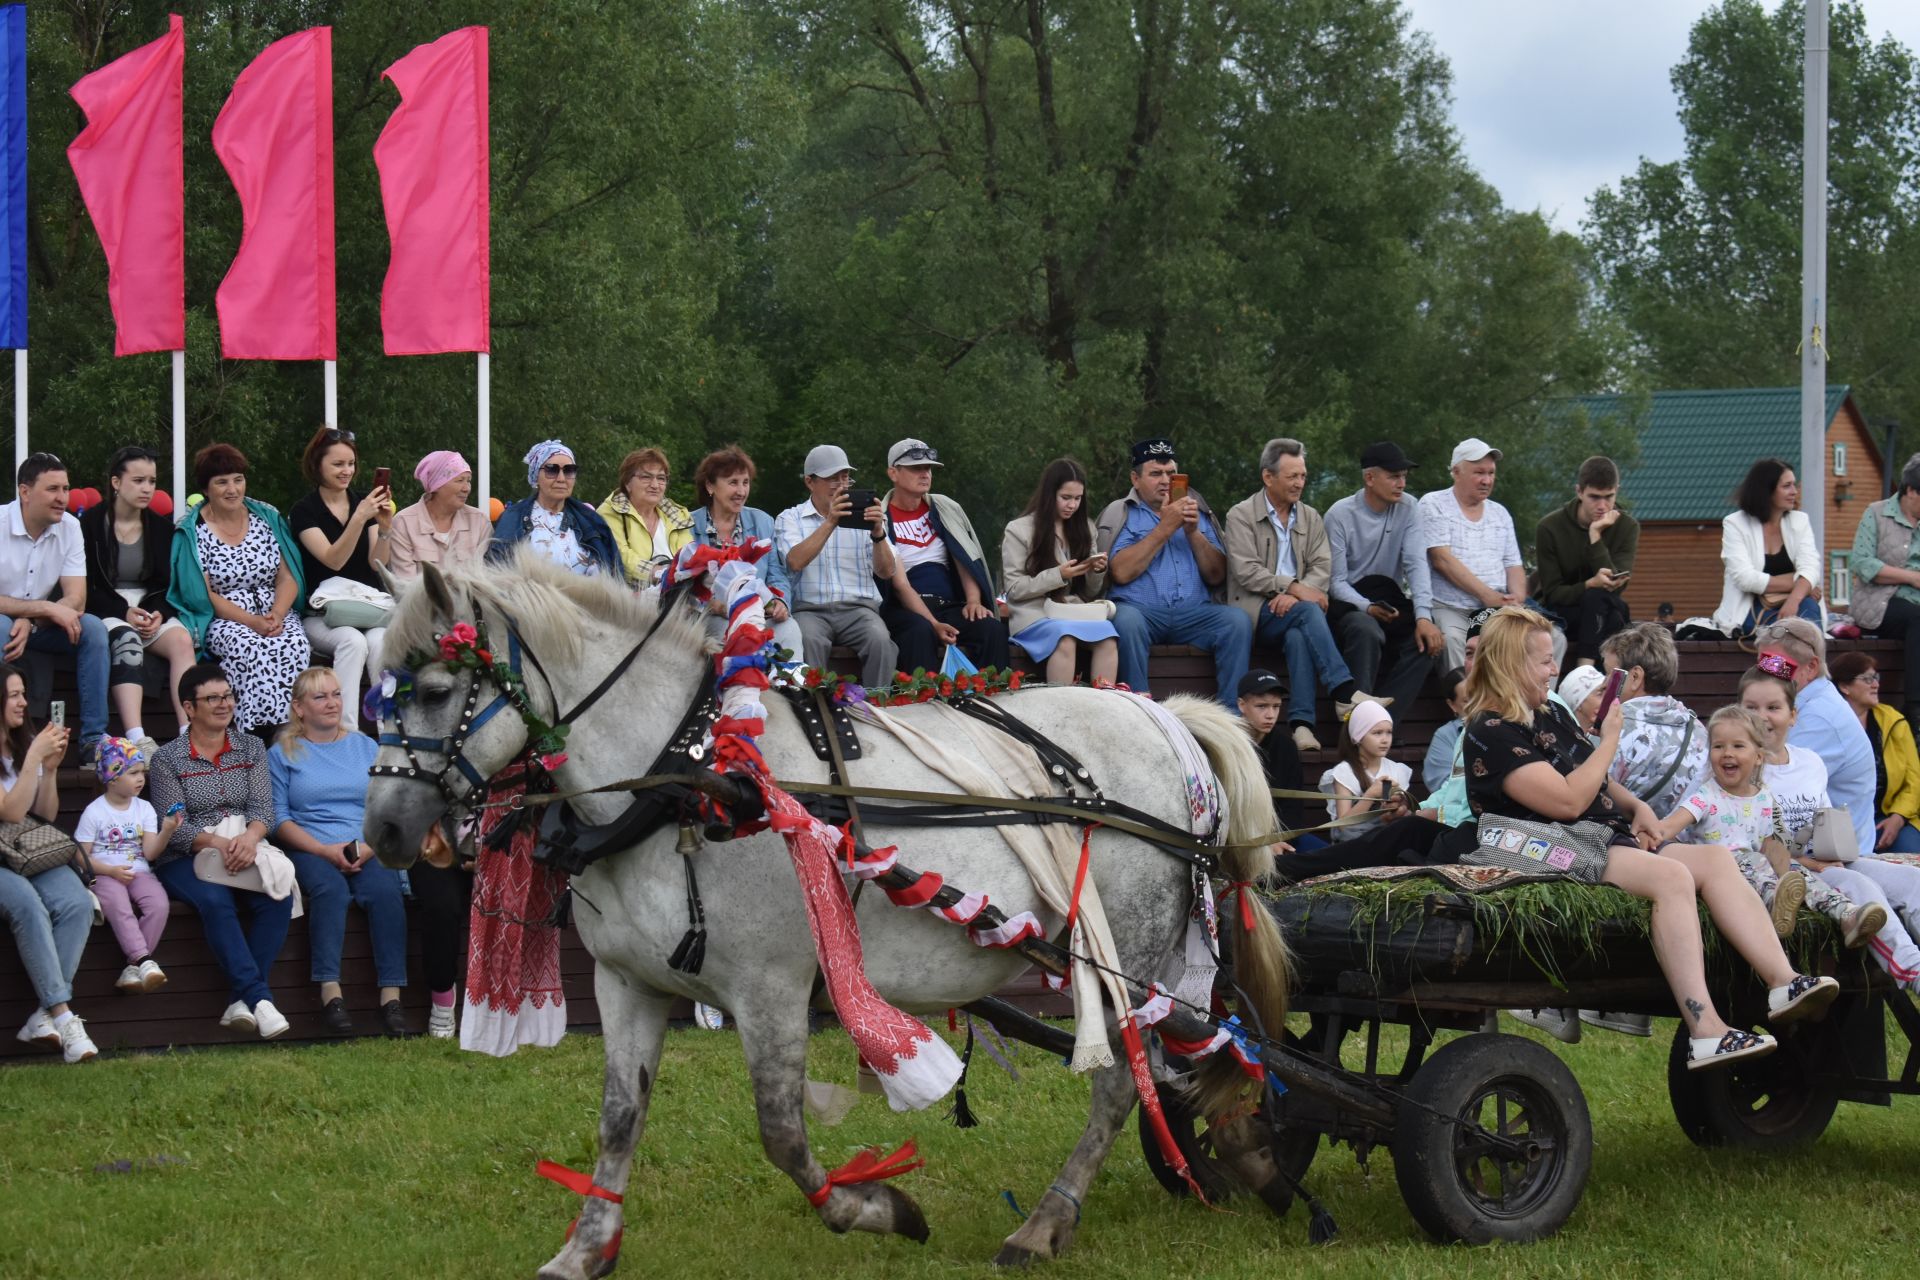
[1161,695,1292,1120]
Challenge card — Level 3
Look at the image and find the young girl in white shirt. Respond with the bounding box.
[75,737,182,992]
[1320,701,1433,841]
[1740,668,1920,990]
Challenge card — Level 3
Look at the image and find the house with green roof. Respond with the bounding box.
[1559,386,1880,621]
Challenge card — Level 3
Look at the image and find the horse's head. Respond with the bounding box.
[363,562,537,868]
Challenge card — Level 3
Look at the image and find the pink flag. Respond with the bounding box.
[67,13,185,356]
[374,26,489,355]
[213,27,335,360]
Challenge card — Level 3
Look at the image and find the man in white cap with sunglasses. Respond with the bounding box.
[876,438,1009,676]
[774,445,899,687]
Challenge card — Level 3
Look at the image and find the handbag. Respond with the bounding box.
[1805,808,1859,864]
[1467,813,1614,885]
[310,575,395,629]
[1043,599,1116,623]
[0,818,88,880]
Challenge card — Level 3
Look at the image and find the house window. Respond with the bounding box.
[1833,442,1848,476]
[1830,551,1852,607]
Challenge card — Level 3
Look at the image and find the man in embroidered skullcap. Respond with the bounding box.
[1092,438,1252,708]
[487,439,621,576]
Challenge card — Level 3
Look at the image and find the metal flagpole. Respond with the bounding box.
[477,352,489,511]
[12,348,23,474]
[171,350,185,514]
[1800,0,1829,548]
[323,358,337,427]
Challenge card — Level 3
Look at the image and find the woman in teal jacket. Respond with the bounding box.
[168,443,311,734]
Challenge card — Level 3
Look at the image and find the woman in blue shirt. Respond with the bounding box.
[269,667,408,1036]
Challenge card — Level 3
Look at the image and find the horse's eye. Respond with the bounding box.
[419,684,453,707]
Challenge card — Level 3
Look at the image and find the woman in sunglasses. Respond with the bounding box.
[1829,650,1920,852]
[487,439,620,577]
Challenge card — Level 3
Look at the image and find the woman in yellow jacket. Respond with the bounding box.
[1830,649,1920,851]
[597,447,694,588]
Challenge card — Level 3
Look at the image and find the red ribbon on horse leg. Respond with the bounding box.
[805,1140,925,1208]
[536,1159,623,1263]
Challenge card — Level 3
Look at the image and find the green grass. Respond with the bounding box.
[1,1017,1915,1279]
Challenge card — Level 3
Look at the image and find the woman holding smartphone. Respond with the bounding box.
[81,445,197,734]
[1001,457,1119,686]
[288,427,393,732]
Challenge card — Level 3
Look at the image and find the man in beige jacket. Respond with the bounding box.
[1224,438,1386,751]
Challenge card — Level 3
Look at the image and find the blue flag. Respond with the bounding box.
[0,3,23,350]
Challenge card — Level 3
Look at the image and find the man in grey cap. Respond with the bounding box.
[1323,440,1444,707]
[877,438,1010,675]
[772,445,899,686]
[1418,437,1562,669]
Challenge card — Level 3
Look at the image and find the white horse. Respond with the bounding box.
[362,555,1289,1276]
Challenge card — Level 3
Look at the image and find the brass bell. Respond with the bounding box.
[675,824,702,857]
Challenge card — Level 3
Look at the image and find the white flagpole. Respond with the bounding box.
[12,348,23,475]
[1800,0,1829,547]
[323,358,338,428]
[171,349,186,514]
[476,352,490,512]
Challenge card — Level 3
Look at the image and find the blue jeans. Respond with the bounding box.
[1883,820,1920,853]
[154,857,293,1007]
[0,863,91,1009]
[1254,604,1354,724]
[2,612,110,743]
[1112,602,1253,709]
[289,851,409,987]
[1740,596,1823,633]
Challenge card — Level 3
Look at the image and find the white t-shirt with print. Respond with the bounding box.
[887,504,952,575]
[76,794,158,874]
[1678,776,1779,856]
[1760,746,1831,846]
[1319,758,1413,842]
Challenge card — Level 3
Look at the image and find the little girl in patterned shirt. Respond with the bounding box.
[1650,706,1883,946]
[75,737,183,992]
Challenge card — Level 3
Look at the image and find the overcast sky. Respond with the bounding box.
[1399,1,1920,232]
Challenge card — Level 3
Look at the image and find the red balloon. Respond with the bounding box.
[148,490,173,518]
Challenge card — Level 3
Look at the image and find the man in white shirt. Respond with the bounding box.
[773,445,900,687]
[0,453,111,760]
[1419,438,1563,669]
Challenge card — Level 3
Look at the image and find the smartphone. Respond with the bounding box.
[1168,473,1190,503]
[48,701,64,728]
[1592,668,1627,729]
[838,487,876,530]
[372,466,392,491]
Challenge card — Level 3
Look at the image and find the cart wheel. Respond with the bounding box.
[1137,1082,1236,1202]
[1665,1023,1838,1149]
[1390,1032,1592,1244]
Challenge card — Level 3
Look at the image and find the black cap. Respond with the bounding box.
[1465,605,1500,640]
[1237,669,1284,699]
[1131,438,1177,469]
[1360,441,1416,472]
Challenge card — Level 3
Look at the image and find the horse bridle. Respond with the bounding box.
[370,584,699,810]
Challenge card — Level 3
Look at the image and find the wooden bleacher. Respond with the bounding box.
[1,637,1901,1059]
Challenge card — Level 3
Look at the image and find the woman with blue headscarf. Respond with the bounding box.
[488,440,621,576]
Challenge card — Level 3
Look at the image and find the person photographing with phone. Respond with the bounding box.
[1533,455,1638,669]
[289,426,394,732]
[1094,438,1252,708]
[773,445,900,688]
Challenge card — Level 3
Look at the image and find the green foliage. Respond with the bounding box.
[1586,0,1920,444]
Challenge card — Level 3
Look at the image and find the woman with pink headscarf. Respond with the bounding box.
[386,451,492,580]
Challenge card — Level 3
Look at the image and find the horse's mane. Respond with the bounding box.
[385,549,711,666]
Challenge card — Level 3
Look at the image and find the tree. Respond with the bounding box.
[1585,0,1920,432]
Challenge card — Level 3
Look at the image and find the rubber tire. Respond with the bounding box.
[1390,1032,1592,1244]
[1137,1082,1237,1204]
[1665,1023,1839,1149]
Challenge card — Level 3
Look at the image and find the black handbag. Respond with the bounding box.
[0,818,89,881]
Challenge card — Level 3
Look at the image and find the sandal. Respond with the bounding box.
[1768,973,1839,1024]
[1769,871,1806,937]
[1687,1028,1777,1072]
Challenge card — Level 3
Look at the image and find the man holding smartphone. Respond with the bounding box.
[1533,456,1638,668]
[774,445,900,687]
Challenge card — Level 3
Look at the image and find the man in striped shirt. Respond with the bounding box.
[774,445,901,688]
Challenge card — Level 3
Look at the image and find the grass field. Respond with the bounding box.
[1,1015,1915,1279]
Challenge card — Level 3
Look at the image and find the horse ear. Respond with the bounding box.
[421,562,457,625]
[374,561,401,599]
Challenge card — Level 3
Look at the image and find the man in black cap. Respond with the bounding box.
[1323,441,1444,709]
[1093,438,1251,707]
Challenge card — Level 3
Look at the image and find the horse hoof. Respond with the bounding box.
[993,1242,1042,1268]
[878,1183,930,1244]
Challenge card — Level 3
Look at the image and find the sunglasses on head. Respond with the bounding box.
[321,428,355,444]
[1755,653,1798,681]
[893,446,939,465]
[541,463,579,478]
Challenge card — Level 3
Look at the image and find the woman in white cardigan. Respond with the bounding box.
[1713,457,1823,636]
[1001,458,1119,685]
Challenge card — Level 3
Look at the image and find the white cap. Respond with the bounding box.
[1450,437,1502,467]
[1558,665,1607,711]
[802,444,855,478]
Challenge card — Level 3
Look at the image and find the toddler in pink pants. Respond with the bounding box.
[75,737,181,992]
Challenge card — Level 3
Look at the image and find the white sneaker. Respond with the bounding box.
[694,1002,727,1031]
[116,964,145,992]
[1508,1007,1581,1044]
[1335,692,1393,721]
[253,1000,290,1040]
[16,1008,58,1048]
[58,1016,98,1064]
[427,1003,456,1040]
[219,1000,257,1032]
[1290,724,1322,752]
[137,959,167,991]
